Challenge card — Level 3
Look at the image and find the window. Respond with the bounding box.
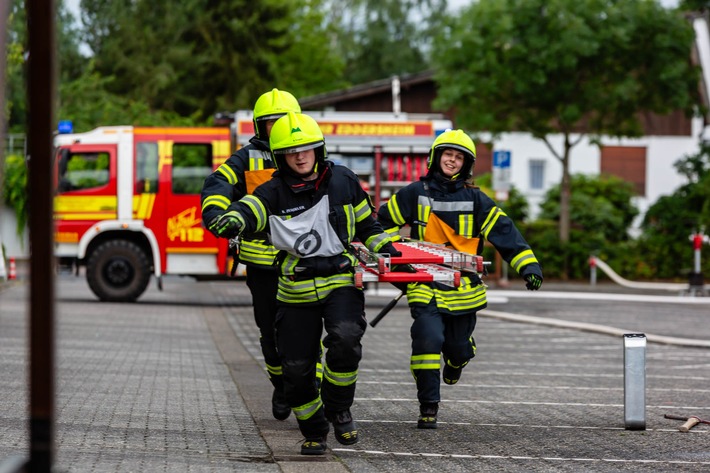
[529,159,545,190]
[57,152,110,193]
[172,143,212,194]
[136,142,159,193]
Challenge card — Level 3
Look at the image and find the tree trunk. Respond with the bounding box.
[558,140,572,279]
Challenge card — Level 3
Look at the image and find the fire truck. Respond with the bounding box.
[53,126,233,302]
[53,112,452,302]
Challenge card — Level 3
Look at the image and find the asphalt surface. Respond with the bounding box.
[1,272,709,472]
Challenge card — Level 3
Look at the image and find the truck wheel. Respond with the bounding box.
[86,240,151,302]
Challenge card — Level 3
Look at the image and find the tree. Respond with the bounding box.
[5,0,87,131]
[79,0,345,120]
[431,0,701,246]
[638,143,710,278]
[323,0,449,84]
[530,174,639,279]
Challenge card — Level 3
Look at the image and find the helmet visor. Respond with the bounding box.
[273,140,325,155]
[256,113,286,122]
[436,143,475,160]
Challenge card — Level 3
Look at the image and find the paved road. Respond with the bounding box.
[1,275,709,472]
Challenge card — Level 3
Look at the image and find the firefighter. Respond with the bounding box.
[376,129,543,429]
[207,111,400,455]
[200,88,321,422]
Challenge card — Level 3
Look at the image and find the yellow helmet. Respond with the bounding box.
[252,88,301,140]
[269,112,327,174]
[427,129,477,179]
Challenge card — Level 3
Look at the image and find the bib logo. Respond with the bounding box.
[167,207,204,242]
[293,230,322,256]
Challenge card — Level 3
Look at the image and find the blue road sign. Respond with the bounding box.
[493,150,511,168]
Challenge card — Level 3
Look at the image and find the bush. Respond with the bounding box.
[2,154,28,236]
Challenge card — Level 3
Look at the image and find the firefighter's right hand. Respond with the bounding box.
[208,211,243,239]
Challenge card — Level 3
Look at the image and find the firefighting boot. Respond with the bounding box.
[326,409,359,445]
[301,435,328,455]
[417,402,438,429]
[443,360,468,385]
[272,389,291,421]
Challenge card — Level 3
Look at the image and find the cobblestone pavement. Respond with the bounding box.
[1,275,709,472]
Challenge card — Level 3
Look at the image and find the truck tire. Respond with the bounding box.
[86,240,151,302]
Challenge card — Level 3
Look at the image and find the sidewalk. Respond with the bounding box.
[0,276,346,472]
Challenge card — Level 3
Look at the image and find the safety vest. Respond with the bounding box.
[239,149,280,266]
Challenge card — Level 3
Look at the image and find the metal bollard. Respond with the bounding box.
[624,333,646,430]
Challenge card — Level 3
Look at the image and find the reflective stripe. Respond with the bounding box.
[353,199,371,222]
[410,354,441,371]
[387,194,406,226]
[384,227,401,240]
[416,196,431,240]
[241,195,267,231]
[445,358,469,369]
[407,279,487,313]
[481,207,506,240]
[276,274,355,304]
[458,214,474,238]
[316,362,324,382]
[511,249,539,272]
[239,239,280,265]
[431,200,473,212]
[248,148,271,167]
[324,365,358,386]
[293,397,323,421]
[345,204,356,241]
[417,195,431,221]
[266,362,283,377]
[367,232,390,251]
[248,157,264,170]
[201,194,231,212]
[216,163,238,185]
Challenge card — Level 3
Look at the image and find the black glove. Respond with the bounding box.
[524,273,543,291]
[381,242,402,258]
[208,211,243,239]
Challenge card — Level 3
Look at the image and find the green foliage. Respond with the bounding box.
[636,144,710,279]
[432,0,700,137]
[6,0,87,131]
[324,0,448,84]
[539,174,639,243]
[79,0,345,121]
[58,65,204,132]
[1,155,28,235]
[527,174,639,278]
[474,172,529,223]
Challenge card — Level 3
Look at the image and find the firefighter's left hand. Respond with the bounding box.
[381,242,402,258]
[208,211,243,239]
[524,274,543,291]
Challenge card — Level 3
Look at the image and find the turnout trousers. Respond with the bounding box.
[410,299,477,404]
[276,286,367,438]
[245,265,284,392]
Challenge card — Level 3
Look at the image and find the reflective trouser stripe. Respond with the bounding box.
[407,282,487,312]
[324,364,357,386]
[410,353,440,379]
[276,275,355,304]
[293,397,323,421]
[265,362,282,377]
